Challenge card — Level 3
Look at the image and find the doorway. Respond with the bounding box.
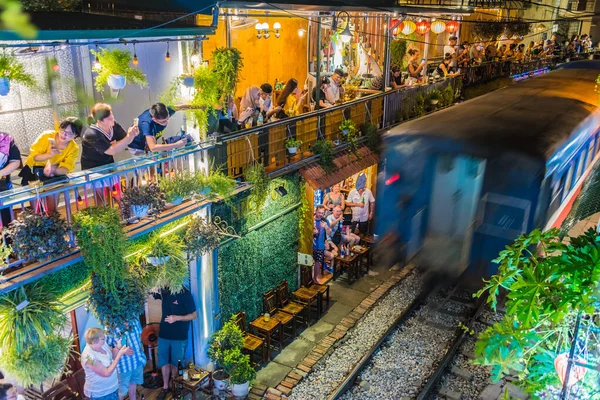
[418,154,486,275]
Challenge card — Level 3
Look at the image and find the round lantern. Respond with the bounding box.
[401,20,416,35]
[431,20,446,34]
[445,20,460,33]
[391,19,404,37]
[416,20,431,35]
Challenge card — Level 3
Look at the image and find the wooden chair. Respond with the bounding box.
[292,273,320,322]
[24,368,87,400]
[234,311,266,366]
[276,280,309,328]
[301,264,331,315]
[263,290,296,341]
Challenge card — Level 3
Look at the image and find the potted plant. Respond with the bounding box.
[285,138,303,155]
[208,316,244,391]
[244,163,271,209]
[443,85,455,107]
[224,348,256,397]
[122,182,166,220]
[206,169,236,201]
[339,119,358,136]
[428,89,442,105]
[212,47,244,109]
[7,211,70,262]
[0,242,12,275]
[91,48,148,95]
[0,54,36,96]
[159,172,199,206]
[184,216,223,257]
[312,139,335,173]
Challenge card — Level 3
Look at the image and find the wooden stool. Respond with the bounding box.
[264,290,296,342]
[234,311,266,366]
[277,280,309,328]
[300,264,330,314]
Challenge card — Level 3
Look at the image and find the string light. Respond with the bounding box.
[93,45,101,70]
[297,28,306,37]
[132,42,138,65]
[165,42,170,61]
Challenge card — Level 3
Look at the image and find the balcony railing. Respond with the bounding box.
[0,56,577,294]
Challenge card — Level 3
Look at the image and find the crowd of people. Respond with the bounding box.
[312,173,375,284]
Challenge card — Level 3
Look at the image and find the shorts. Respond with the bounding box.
[313,249,325,264]
[158,337,188,368]
[117,365,144,396]
[353,221,369,235]
[90,390,119,400]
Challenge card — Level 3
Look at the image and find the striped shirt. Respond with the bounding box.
[106,319,147,374]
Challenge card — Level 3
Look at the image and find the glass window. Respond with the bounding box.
[587,140,595,168]
[563,163,574,200]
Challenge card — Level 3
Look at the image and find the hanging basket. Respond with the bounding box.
[0,78,10,96]
[287,147,297,154]
[108,74,127,90]
[147,255,171,266]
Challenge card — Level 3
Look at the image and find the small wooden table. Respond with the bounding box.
[361,235,378,267]
[171,366,211,400]
[335,253,359,283]
[250,316,283,361]
[351,246,370,276]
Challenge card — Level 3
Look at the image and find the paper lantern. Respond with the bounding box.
[391,19,404,37]
[401,20,416,35]
[431,20,446,34]
[554,353,587,387]
[446,20,460,33]
[416,20,431,35]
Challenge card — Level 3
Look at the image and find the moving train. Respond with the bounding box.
[377,61,600,277]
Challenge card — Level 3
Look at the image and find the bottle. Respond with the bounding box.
[141,396,145,400]
[257,112,264,126]
[178,360,183,377]
[275,78,279,90]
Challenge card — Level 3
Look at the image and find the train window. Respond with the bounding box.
[438,154,455,173]
[576,156,585,180]
[563,163,574,200]
[587,141,595,168]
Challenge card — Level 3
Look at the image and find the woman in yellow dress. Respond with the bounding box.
[273,78,307,120]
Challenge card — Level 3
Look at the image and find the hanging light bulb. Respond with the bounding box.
[256,22,262,39]
[165,42,170,61]
[336,11,353,43]
[273,22,281,30]
[297,28,306,37]
[132,42,138,65]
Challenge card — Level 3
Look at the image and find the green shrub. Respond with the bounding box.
[244,163,271,210]
[361,122,380,152]
[208,316,244,367]
[312,139,335,173]
[8,211,70,262]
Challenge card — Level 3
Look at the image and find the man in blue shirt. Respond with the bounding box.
[106,319,147,400]
[128,103,188,156]
[313,205,332,284]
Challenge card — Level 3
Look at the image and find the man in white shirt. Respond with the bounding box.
[346,173,375,235]
[444,36,458,70]
[325,69,345,105]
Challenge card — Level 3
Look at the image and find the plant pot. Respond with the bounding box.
[170,197,184,206]
[0,78,9,96]
[341,129,349,135]
[131,204,150,219]
[287,147,297,154]
[199,187,210,196]
[231,381,250,397]
[213,370,229,391]
[182,76,195,87]
[430,99,439,105]
[147,256,171,266]
[107,74,127,90]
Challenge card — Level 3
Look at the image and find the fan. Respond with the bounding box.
[230,17,259,30]
[142,323,162,389]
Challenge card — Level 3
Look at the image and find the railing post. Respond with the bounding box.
[382,14,391,128]
[315,16,322,111]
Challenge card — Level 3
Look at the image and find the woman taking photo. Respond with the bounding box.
[436,54,455,77]
[407,49,426,81]
[81,328,130,400]
[274,78,307,119]
[312,77,333,109]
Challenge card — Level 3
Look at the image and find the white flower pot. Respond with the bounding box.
[287,147,297,154]
[107,74,127,90]
[131,204,149,219]
[147,256,171,266]
[182,76,195,87]
[431,99,439,105]
[213,370,229,391]
[0,78,9,96]
[231,381,250,397]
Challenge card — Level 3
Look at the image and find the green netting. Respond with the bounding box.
[560,162,600,235]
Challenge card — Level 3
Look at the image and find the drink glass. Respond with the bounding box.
[310,102,316,111]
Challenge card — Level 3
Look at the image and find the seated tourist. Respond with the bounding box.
[436,54,455,77]
[325,69,345,105]
[328,205,360,247]
[274,78,306,119]
[238,84,277,127]
[312,77,333,109]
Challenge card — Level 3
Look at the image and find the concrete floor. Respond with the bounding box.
[254,261,395,387]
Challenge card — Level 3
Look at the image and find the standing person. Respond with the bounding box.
[444,36,458,70]
[82,103,139,170]
[81,328,130,400]
[346,173,375,236]
[152,287,197,400]
[0,133,21,226]
[105,319,146,400]
[407,49,426,81]
[322,183,345,217]
[313,205,332,284]
[325,69,345,105]
[127,103,187,157]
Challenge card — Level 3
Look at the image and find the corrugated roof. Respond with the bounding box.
[300,146,379,190]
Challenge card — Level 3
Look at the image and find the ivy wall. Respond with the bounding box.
[215,173,301,322]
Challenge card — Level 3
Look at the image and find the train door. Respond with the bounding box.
[419,154,486,275]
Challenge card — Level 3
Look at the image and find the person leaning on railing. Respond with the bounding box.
[0,132,21,226]
[407,49,426,82]
[127,103,188,157]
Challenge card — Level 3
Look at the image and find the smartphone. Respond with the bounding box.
[421,58,426,63]
[48,138,56,149]
[133,118,139,128]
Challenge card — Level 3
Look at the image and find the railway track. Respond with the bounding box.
[327,276,483,400]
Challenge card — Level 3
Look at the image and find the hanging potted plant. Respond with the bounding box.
[285,138,303,155]
[224,348,256,397]
[184,216,223,257]
[211,47,244,109]
[244,163,271,209]
[143,234,189,292]
[339,119,358,136]
[159,172,199,206]
[91,47,148,95]
[0,54,36,96]
[7,211,70,262]
[122,182,166,220]
[206,169,236,201]
[207,316,244,391]
[428,89,442,105]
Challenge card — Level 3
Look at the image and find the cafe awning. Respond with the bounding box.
[300,146,380,190]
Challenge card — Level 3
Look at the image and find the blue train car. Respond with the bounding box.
[377,61,600,277]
